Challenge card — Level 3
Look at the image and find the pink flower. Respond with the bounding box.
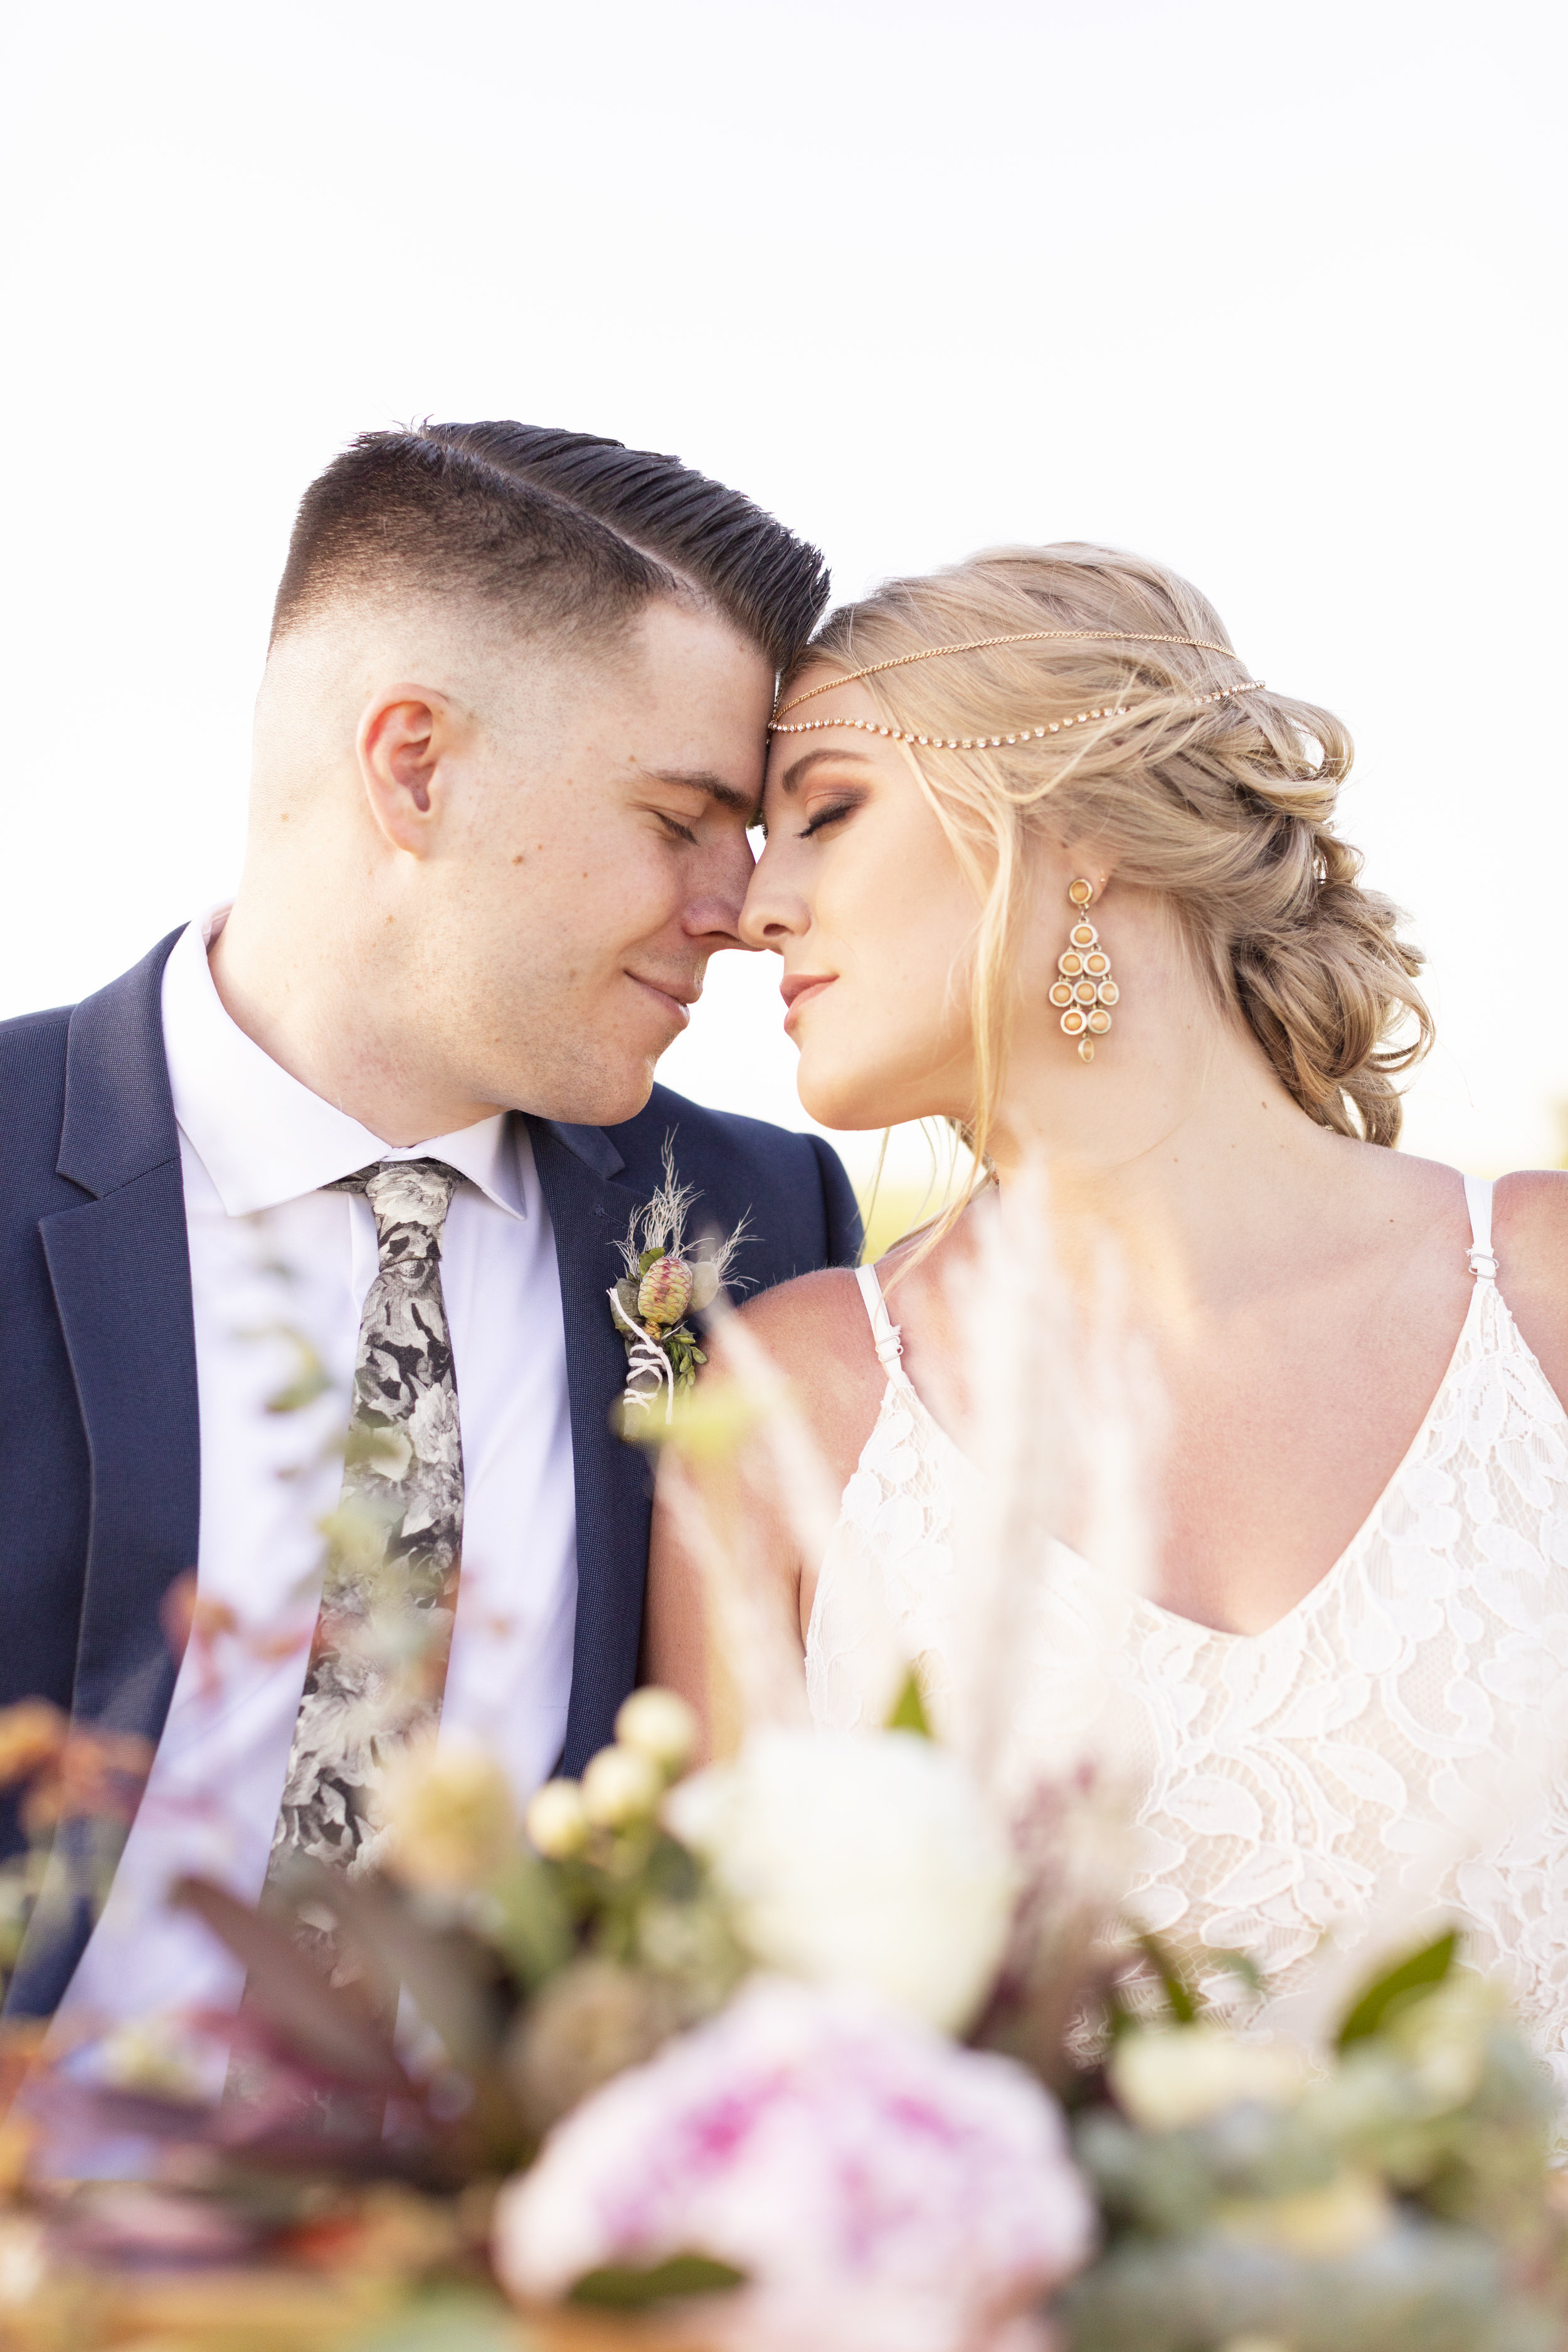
[494,1978,1094,2351]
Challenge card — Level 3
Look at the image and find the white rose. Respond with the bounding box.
[1110,2024,1306,2132]
[664,1728,1015,2034]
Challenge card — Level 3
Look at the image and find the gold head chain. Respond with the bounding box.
[766,628,1265,747]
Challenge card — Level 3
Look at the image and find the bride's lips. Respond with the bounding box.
[781,973,835,1033]
[627,972,699,1028]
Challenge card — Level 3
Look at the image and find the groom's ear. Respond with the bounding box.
[357,686,456,854]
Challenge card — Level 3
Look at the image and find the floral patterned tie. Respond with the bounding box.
[266,1158,465,1883]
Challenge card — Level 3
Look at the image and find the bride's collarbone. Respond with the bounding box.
[1147,1261,1479,1632]
[886,1209,1480,1638]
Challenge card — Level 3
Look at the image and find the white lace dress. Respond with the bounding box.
[807,1178,1568,2086]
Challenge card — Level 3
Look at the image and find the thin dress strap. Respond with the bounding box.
[1464,1173,1498,1283]
[855,1263,913,1387]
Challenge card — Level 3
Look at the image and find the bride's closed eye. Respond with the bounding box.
[800,796,864,840]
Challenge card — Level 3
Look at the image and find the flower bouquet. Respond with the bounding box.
[0,1214,1563,2352]
[0,1665,1562,2352]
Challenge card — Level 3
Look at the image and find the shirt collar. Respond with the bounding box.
[160,910,527,1222]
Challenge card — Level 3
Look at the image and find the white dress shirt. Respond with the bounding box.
[52,913,577,2083]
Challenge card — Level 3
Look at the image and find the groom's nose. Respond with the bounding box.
[682,831,756,948]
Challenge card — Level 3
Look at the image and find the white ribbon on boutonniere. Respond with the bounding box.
[609,1141,750,1426]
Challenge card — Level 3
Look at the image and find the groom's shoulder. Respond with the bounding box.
[606,1080,838,1201]
[0,998,74,1073]
[607,1082,817,1184]
[1,930,183,1215]
[0,1004,98,1303]
[0,1002,75,1189]
[603,1083,862,1278]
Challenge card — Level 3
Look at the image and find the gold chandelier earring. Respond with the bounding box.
[1049,878,1119,1062]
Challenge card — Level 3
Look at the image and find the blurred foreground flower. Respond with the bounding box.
[665,1726,1015,2033]
[1063,1936,1561,2352]
[492,1974,1094,2352]
[1110,2023,1306,2132]
[615,1687,698,1776]
[371,1734,517,1894]
[580,1742,664,1830]
[523,1776,590,1860]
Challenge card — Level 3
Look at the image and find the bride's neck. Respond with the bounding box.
[985,1013,1362,1316]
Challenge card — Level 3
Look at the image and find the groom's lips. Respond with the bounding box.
[627,972,699,1028]
[781,973,835,1032]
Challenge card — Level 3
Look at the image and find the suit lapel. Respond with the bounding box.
[527,1118,651,1774]
[8,934,199,2013]
[41,1169,199,1739]
[48,930,200,1742]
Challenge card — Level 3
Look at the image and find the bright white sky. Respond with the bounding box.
[3,0,1563,1192]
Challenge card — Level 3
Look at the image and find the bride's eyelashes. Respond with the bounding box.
[800,795,864,841]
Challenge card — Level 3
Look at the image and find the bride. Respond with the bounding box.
[645,542,1568,2077]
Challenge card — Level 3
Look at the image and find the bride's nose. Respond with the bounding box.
[738,849,809,953]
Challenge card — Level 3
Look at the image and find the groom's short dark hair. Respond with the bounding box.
[270,422,829,671]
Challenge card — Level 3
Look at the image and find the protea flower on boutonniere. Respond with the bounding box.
[610,1142,749,1425]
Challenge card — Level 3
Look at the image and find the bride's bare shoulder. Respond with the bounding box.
[738,1264,874,1373]
[736,1266,885,1472]
[1495,1168,1568,1258]
[1490,1171,1568,1401]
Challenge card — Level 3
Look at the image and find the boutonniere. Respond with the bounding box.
[610,1143,748,1425]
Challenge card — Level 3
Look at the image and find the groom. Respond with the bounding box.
[0,422,859,2029]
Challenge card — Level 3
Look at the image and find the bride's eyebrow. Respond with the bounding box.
[778,748,874,795]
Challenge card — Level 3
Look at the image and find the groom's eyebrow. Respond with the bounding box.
[778,748,873,796]
[645,766,756,813]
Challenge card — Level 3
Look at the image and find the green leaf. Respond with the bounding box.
[1206,1947,1266,1996]
[1135,1931,1199,2026]
[482,1852,575,1992]
[236,1323,333,1416]
[1103,1981,1139,2043]
[885,1670,933,1739]
[1335,1928,1458,2049]
[569,2254,746,2307]
[265,1365,332,1414]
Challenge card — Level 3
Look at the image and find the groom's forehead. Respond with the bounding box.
[573,607,774,802]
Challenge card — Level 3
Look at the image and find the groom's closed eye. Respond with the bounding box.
[646,768,757,814]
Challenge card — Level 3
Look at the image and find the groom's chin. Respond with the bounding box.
[517,1052,659,1132]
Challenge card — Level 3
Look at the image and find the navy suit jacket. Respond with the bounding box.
[0,930,861,2014]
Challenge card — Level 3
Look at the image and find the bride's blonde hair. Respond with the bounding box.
[784,544,1431,1173]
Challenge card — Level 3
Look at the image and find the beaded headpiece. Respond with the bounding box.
[766,627,1265,747]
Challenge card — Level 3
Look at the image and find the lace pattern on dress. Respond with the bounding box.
[807,1189,1568,2094]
